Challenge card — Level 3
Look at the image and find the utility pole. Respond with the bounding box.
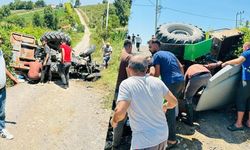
[236,11,244,28]
[236,12,238,28]
[105,0,110,40]
[105,0,110,31]
[155,0,159,34]
[239,11,244,26]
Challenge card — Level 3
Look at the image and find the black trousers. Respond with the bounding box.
[40,65,52,83]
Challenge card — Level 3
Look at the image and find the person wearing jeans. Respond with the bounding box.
[0,48,19,140]
[149,39,184,148]
[59,40,72,89]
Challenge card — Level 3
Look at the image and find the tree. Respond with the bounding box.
[44,6,55,29]
[102,0,108,4]
[35,0,46,8]
[26,1,34,10]
[113,0,131,26]
[1,6,11,17]
[74,0,81,8]
[33,12,43,27]
[53,12,59,30]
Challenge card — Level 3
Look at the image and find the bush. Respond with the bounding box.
[6,15,27,27]
[33,12,43,27]
[76,24,85,32]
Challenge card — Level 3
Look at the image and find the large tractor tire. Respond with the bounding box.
[40,31,71,50]
[156,23,205,44]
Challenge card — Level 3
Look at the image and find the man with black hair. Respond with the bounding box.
[40,40,52,84]
[59,40,72,89]
[112,39,133,148]
[149,39,184,148]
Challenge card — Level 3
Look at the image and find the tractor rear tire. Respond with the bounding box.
[40,31,71,50]
[156,23,205,44]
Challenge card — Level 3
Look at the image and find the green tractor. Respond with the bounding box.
[156,23,244,111]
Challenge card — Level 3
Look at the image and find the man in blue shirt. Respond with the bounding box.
[222,42,250,131]
[149,39,184,147]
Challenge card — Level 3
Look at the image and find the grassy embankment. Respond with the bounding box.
[80,4,127,109]
[1,5,84,85]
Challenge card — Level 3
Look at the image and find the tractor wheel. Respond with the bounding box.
[156,23,205,44]
[40,31,71,50]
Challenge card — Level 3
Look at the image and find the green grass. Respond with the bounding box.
[80,4,129,109]
[80,4,108,27]
[1,6,84,86]
[11,8,44,15]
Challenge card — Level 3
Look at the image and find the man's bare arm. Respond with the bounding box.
[164,90,178,109]
[111,100,130,128]
[222,56,245,67]
[153,65,160,77]
[5,68,19,84]
[177,59,184,75]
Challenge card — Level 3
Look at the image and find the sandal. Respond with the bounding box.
[227,124,243,131]
[166,139,180,149]
[244,122,250,129]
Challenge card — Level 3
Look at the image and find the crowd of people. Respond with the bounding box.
[22,40,72,89]
[0,37,73,139]
[110,37,250,149]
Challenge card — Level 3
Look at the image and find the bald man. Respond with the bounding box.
[111,55,178,150]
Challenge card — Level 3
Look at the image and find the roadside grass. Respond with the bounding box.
[80,4,108,27]
[80,4,128,109]
[11,8,44,15]
[89,30,125,109]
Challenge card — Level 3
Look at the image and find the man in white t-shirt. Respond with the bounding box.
[135,34,142,51]
[111,55,178,150]
[102,42,112,69]
[0,36,19,140]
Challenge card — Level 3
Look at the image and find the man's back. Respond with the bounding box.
[135,36,142,43]
[118,75,169,149]
[60,43,72,63]
[153,51,184,84]
[115,50,132,91]
[24,61,42,80]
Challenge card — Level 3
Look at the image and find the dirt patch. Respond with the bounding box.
[0,81,111,150]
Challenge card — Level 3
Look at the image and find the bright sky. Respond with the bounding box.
[1,0,249,45]
[0,0,114,6]
[128,0,250,44]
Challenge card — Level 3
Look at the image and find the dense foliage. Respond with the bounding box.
[74,0,81,8]
[80,2,132,108]
[0,3,84,71]
[113,0,131,26]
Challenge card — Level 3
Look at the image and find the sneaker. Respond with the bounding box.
[0,129,14,140]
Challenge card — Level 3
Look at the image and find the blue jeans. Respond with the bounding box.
[0,87,6,130]
[103,56,110,68]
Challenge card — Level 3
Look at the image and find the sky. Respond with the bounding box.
[1,0,249,44]
[128,0,250,44]
[0,0,114,6]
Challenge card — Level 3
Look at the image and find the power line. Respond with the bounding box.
[133,1,236,22]
[133,3,154,7]
[148,0,155,5]
[161,6,235,22]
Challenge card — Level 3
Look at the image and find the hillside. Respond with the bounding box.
[0,3,84,70]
